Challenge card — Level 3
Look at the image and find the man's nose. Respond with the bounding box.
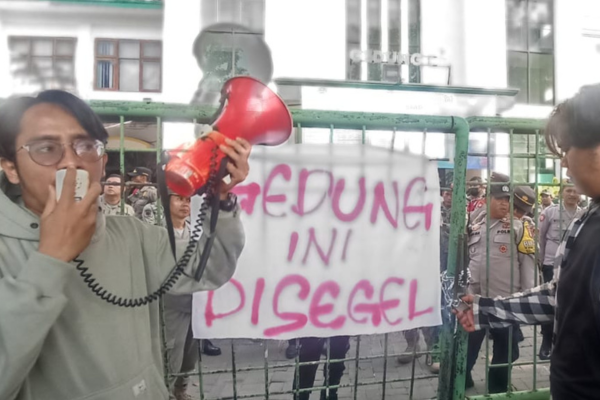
[56,144,85,170]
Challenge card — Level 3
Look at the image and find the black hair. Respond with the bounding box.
[545,84,600,156]
[106,174,122,180]
[0,90,108,162]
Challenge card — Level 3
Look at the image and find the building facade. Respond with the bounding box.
[0,0,598,180]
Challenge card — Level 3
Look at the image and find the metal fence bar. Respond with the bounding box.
[464,116,553,399]
[441,117,469,400]
[483,128,492,397]
[119,115,126,214]
[83,101,556,400]
[532,129,541,391]
[353,336,361,400]
[263,340,270,400]
[507,128,516,394]
[231,340,238,400]
[467,388,551,400]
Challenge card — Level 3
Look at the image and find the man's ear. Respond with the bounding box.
[0,158,20,185]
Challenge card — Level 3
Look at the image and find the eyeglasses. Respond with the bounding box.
[18,138,105,166]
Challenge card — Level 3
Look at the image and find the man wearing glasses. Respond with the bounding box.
[100,174,135,216]
[0,90,249,400]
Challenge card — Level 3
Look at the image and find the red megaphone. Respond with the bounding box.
[165,76,293,197]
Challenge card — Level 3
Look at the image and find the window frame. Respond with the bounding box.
[201,0,266,36]
[94,38,162,93]
[506,0,555,105]
[8,36,77,85]
[344,0,421,83]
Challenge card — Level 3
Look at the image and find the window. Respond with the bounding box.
[506,0,554,104]
[346,0,362,80]
[345,0,421,83]
[201,0,265,35]
[8,36,76,91]
[95,39,162,92]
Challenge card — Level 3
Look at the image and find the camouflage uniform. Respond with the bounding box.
[142,202,165,226]
[99,195,135,217]
[128,186,158,220]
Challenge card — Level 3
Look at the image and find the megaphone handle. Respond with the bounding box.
[193,156,230,282]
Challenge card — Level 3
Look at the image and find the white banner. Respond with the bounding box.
[192,144,441,340]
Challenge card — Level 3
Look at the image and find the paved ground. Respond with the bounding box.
[182,326,549,399]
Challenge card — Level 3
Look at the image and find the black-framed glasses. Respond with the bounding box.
[104,181,122,187]
[18,138,105,166]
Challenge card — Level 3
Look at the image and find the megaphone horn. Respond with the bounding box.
[165,77,293,197]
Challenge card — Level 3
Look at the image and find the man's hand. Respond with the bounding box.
[38,167,102,263]
[452,295,476,332]
[218,137,252,200]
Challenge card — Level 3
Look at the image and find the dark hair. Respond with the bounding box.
[0,90,108,162]
[106,174,122,181]
[545,84,600,156]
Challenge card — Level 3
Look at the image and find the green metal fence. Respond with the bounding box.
[90,100,555,400]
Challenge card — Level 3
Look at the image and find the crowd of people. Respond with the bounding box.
[103,136,588,399]
[2,82,600,400]
[97,166,232,400]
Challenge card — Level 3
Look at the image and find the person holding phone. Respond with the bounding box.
[454,84,600,400]
[0,90,249,400]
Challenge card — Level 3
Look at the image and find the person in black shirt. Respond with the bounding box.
[453,84,600,399]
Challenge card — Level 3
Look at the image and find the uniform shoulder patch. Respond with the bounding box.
[518,220,536,255]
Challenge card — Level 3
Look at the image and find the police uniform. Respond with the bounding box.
[465,174,536,393]
[513,185,538,264]
[538,201,583,359]
[126,167,158,219]
[99,195,135,217]
[539,203,583,271]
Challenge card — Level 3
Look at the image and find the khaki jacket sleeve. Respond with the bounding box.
[0,252,73,400]
[143,206,245,295]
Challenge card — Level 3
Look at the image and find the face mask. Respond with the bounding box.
[467,188,480,197]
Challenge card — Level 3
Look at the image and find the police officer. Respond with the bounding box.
[465,173,536,393]
[537,183,583,360]
[126,166,158,219]
[513,186,537,253]
[540,189,554,212]
[512,185,538,343]
[467,176,486,214]
[99,174,135,216]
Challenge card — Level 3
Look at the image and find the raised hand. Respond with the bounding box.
[38,167,102,262]
[218,137,252,199]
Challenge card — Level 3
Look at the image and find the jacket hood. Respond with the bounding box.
[0,171,42,241]
[0,171,106,242]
